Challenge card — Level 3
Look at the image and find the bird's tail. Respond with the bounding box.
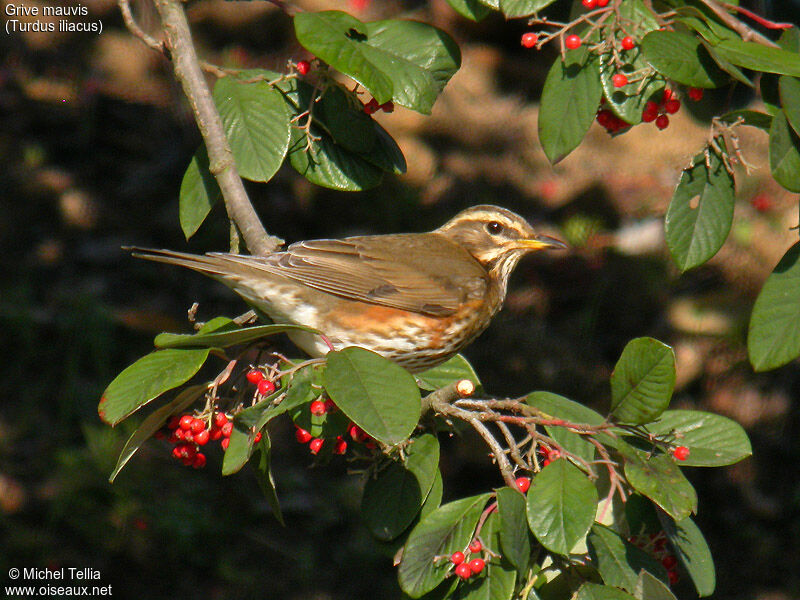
[126,247,240,278]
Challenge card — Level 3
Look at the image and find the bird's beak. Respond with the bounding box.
[516,234,568,251]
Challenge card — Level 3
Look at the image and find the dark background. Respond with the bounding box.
[1,0,800,598]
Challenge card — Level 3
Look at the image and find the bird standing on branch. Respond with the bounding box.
[133,205,565,372]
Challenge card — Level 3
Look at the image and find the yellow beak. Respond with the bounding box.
[516,235,568,251]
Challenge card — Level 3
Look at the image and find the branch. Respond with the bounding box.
[150,0,283,255]
[119,0,165,53]
[698,0,779,47]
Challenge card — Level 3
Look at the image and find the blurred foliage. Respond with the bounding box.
[2,1,800,599]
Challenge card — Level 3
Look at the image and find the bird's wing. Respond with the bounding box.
[213,234,488,317]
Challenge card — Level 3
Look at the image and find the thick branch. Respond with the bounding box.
[151,0,283,255]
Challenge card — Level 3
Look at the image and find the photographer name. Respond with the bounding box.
[23,567,101,580]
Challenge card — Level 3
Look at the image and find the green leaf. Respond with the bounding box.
[109,385,206,482]
[621,447,697,521]
[416,354,481,392]
[398,493,492,597]
[778,26,800,53]
[701,40,753,88]
[587,524,667,592]
[657,514,715,597]
[718,109,773,131]
[635,571,678,600]
[420,468,444,521]
[539,49,603,164]
[499,0,557,19]
[664,145,735,271]
[610,338,675,426]
[154,323,322,349]
[294,12,460,114]
[362,434,441,541]
[321,84,377,154]
[324,347,421,446]
[713,38,800,77]
[748,242,800,370]
[576,583,637,600]
[254,434,285,526]
[769,109,800,193]
[99,348,210,425]
[674,5,741,45]
[453,511,516,600]
[212,76,291,182]
[641,31,728,87]
[526,391,599,462]
[445,0,491,22]
[779,76,800,137]
[645,409,751,467]
[496,487,531,573]
[526,458,598,555]
[179,147,221,240]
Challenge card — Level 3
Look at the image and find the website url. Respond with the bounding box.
[4,585,112,597]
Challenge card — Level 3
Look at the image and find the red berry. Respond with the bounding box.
[751,193,772,212]
[254,432,262,443]
[172,445,183,459]
[192,453,206,469]
[597,0,609,5]
[324,399,337,413]
[672,445,690,461]
[664,99,681,114]
[688,87,704,101]
[662,555,678,569]
[469,539,482,553]
[515,477,531,493]
[295,426,313,443]
[596,109,615,128]
[190,418,205,434]
[309,438,324,454]
[221,422,233,437]
[655,114,670,130]
[612,73,628,88]
[179,415,194,430]
[621,36,635,50]
[310,400,327,416]
[168,431,181,444]
[565,35,582,50]
[257,379,276,395]
[214,412,228,428]
[221,438,229,450]
[175,428,191,442]
[668,570,679,585]
[454,563,472,579]
[451,551,465,565]
[521,32,538,48]
[468,558,485,574]
[349,423,368,442]
[193,429,210,446]
[364,98,380,114]
[209,426,223,441]
[334,437,347,455]
[581,0,596,8]
[296,60,311,75]
[246,369,264,384]
[662,88,674,104]
[380,101,394,113]
[542,458,551,467]
[642,101,659,122]
[167,415,181,430]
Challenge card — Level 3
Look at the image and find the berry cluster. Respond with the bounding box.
[450,539,486,580]
[364,98,394,115]
[156,411,223,468]
[539,444,561,467]
[641,88,681,130]
[628,531,680,585]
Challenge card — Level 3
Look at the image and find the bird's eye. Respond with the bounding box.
[486,221,504,235]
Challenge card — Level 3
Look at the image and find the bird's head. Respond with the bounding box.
[436,205,566,285]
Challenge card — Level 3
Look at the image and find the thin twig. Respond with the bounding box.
[150,0,283,255]
[698,0,779,47]
[118,0,164,53]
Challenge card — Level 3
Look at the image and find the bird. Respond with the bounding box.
[132,205,566,372]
